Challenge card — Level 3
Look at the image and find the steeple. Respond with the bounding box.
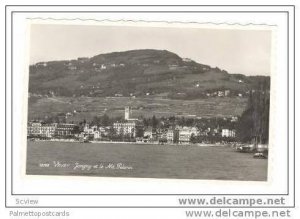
[125,106,131,120]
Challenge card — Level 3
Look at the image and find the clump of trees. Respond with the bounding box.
[90,114,117,126]
[237,80,270,144]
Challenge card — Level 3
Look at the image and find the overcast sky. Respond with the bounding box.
[30,24,271,76]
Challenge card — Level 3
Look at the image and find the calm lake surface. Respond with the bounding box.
[26,141,268,181]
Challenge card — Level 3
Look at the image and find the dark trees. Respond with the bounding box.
[237,80,270,144]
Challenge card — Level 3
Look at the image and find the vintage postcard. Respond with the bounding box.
[25,20,273,181]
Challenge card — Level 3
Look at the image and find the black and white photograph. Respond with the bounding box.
[4,2,299,217]
[26,22,271,181]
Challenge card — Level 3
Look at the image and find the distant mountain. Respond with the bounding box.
[28,49,270,99]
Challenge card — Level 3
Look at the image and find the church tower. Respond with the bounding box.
[125,106,131,120]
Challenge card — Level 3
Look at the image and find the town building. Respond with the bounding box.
[231,116,238,122]
[55,123,77,136]
[67,65,77,70]
[218,91,225,97]
[40,123,58,137]
[27,122,42,136]
[154,128,167,142]
[93,131,100,139]
[80,124,101,140]
[27,122,58,137]
[99,126,110,137]
[178,127,198,144]
[84,124,98,133]
[113,122,136,137]
[144,128,153,139]
[167,128,179,143]
[221,129,236,138]
[112,106,139,138]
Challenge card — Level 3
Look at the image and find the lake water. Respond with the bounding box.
[26,141,268,181]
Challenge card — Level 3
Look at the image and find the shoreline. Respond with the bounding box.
[28,139,230,147]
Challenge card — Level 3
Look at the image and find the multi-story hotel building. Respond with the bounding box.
[113,122,136,137]
[27,122,58,137]
[55,123,77,136]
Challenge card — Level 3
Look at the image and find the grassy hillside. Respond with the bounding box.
[28,49,270,99]
[28,49,270,120]
[28,96,248,122]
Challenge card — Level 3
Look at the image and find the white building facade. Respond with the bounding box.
[221,129,236,138]
[178,127,198,143]
[113,122,136,137]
